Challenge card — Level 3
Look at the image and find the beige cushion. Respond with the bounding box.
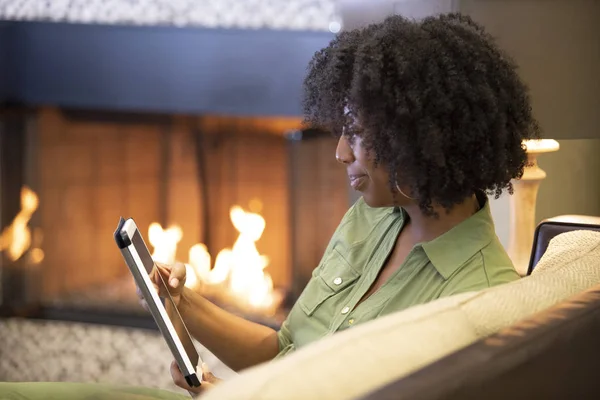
[533,227,600,274]
[201,231,600,400]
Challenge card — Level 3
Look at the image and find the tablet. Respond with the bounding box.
[114,217,201,388]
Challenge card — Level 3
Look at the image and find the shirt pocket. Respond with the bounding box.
[298,248,360,316]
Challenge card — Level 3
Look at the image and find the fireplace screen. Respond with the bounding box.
[0,107,352,328]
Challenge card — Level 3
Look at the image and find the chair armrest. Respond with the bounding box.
[527,215,600,275]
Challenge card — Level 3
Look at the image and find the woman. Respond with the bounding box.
[160,12,538,395]
[0,12,539,400]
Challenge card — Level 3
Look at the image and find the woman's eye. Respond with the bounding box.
[344,126,363,143]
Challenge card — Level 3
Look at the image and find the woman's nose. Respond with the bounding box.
[336,135,354,164]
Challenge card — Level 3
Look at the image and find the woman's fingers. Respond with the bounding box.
[170,361,214,395]
[138,263,183,311]
[141,263,186,307]
[170,360,191,389]
[201,363,219,384]
[152,263,174,295]
[154,263,171,280]
[168,262,187,289]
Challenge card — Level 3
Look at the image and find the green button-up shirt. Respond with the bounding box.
[277,195,519,356]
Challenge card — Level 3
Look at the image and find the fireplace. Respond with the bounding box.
[0,21,353,329]
[1,106,351,328]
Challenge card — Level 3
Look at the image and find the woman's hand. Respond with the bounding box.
[137,262,187,308]
[170,361,222,396]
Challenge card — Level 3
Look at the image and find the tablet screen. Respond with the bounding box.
[131,229,169,307]
[132,230,155,274]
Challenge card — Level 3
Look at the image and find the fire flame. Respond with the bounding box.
[206,205,273,309]
[0,186,44,263]
[147,203,278,313]
[148,223,182,265]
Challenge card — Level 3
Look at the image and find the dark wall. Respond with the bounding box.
[0,22,15,101]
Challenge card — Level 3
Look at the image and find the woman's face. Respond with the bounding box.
[336,107,415,208]
[336,133,405,208]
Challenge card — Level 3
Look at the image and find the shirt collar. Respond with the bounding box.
[420,192,496,280]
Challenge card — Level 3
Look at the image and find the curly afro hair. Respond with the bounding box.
[302,13,540,215]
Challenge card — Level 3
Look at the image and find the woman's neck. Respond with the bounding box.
[401,194,480,244]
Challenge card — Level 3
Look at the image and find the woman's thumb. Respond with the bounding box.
[169,262,187,289]
[201,363,216,383]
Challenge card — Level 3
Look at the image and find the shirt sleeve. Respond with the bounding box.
[277,318,293,351]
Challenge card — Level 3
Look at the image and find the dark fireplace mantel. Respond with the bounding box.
[0,21,334,117]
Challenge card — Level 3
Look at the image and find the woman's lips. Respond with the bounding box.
[349,174,367,190]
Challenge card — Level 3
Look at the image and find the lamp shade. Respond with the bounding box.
[338,0,600,140]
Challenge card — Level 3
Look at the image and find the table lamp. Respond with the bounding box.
[507,139,560,275]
